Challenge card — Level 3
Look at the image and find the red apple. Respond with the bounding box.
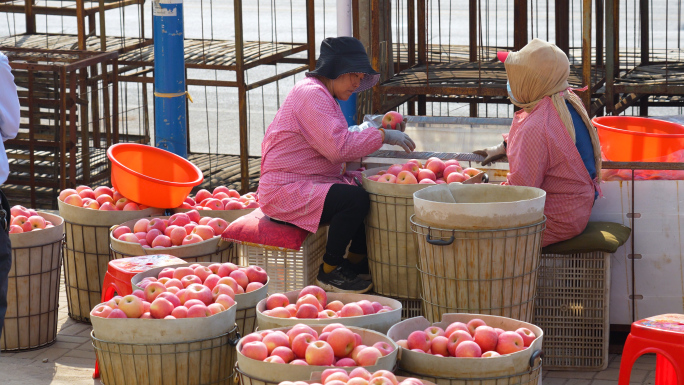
[245,266,268,284]
[454,340,482,357]
[241,341,268,361]
[266,293,289,310]
[291,333,316,359]
[381,111,403,130]
[327,327,357,357]
[417,168,436,182]
[187,304,212,318]
[467,319,487,336]
[144,282,167,302]
[150,297,174,319]
[91,305,114,318]
[184,283,213,305]
[473,326,498,352]
[430,336,449,356]
[118,294,145,318]
[444,322,469,337]
[298,286,327,307]
[396,170,418,184]
[385,164,403,176]
[355,347,383,366]
[305,340,334,366]
[515,327,536,347]
[447,330,473,357]
[496,331,525,355]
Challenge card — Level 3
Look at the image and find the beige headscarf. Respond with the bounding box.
[504,38,602,182]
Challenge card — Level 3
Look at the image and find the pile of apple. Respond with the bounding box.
[59,185,148,211]
[91,263,268,319]
[263,286,393,319]
[178,186,259,211]
[280,368,424,385]
[396,318,537,358]
[240,323,394,366]
[7,205,54,234]
[367,158,481,185]
[112,210,228,248]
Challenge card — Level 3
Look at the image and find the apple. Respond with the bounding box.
[107,309,127,318]
[171,306,188,319]
[173,267,194,280]
[131,290,145,300]
[216,277,239,292]
[225,201,246,210]
[385,164,403,177]
[321,369,347,384]
[198,217,212,225]
[182,234,204,245]
[270,346,295,363]
[370,370,398,385]
[96,195,114,206]
[430,336,449,356]
[246,282,263,292]
[356,300,375,315]
[395,340,408,349]
[444,159,461,168]
[418,179,436,184]
[212,284,235,300]
[203,199,223,210]
[184,299,204,309]
[417,168,436,182]
[299,286,327,307]
[266,293,289,310]
[325,300,344,312]
[168,227,188,246]
[82,199,100,210]
[286,304,297,317]
[145,229,162,246]
[10,205,30,217]
[207,303,226,315]
[91,305,114,318]
[454,340,482,357]
[305,340,334,366]
[426,159,445,177]
[144,282,167,302]
[396,170,418,184]
[64,194,84,207]
[229,270,249,289]
[340,303,363,317]
[291,333,316,359]
[268,307,291,318]
[447,330,473,357]
[327,327,357,357]
[106,296,122,309]
[151,235,172,248]
[446,172,467,183]
[481,351,501,357]
[295,303,318,319]
[443,164,463,179]
[444,322,469,337]
[242,341,269,361]
[319,309,336,318]
[168,213,191,228]
[78,189,96,200]
[217,263,238,277]
[515,327,536,347]
[123,202,140,211]
[214,294,236,310]
[203,274,221,290]
[326,372,350,383]
[185,283,213,305]
[263,331,290,354]
[149,297,174,319]
[350,344,367,361]
[58,189,77,201]
[372,341,394,356]
[473,326,498,352]
[157,292,181,308]
[207,218,228,236]
[462,167,481,178]
[187,304,212,318]
[99,202,117,211]
[381,111,403,130]
[401,162,420,178]
[118,295,145,318]
[245,266,269,284]
[407,331,431,352]
[147,218,167,233]
[494,328,505,336]
[241,333,262,345]
[192,225,215,241]
[290,360,308,366]
[335,358,356,367]
[349,367,372,380]
[377,174,397,183]
[496,331,525,355]
[8,225,23,234]
[118,233,139,243]
[355,347,383,366]
[467,319,487,336]
[164,278,184,290]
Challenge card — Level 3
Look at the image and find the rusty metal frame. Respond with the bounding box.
[2,48,120,208]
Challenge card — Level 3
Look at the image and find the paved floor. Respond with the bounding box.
[0,274,659,385]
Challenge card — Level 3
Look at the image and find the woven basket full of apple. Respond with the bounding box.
[256,286,401,334]
[387,314,543,384]
[110,211,234,264]
[2,207,64,351]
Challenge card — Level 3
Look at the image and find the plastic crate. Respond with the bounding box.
[237,226,327,294]
[534,251,611,370]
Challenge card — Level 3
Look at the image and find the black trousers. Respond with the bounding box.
[0,189,12,339]
[319,183,370,266]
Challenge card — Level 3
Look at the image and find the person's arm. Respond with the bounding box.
[504,125,549,188]
[295,88,383,164]
[0,52,19,142]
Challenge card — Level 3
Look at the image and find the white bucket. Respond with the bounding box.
[413,184,546,230]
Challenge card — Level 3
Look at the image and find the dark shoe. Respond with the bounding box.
[316,264,373,294]
[342,258,371,281]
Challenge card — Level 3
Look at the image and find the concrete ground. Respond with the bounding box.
[0,274,659,385]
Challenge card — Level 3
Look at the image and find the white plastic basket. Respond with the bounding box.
[237,226,327,294]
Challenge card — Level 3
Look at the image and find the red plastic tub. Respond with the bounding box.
[107,143,203,208]
[592,116,684,162]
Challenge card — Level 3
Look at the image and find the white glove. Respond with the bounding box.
[383,129,416,153]
[473,142,507,166]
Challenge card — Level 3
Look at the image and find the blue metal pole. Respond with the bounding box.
[153,0,188,158]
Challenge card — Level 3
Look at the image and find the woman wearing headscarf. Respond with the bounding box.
[474,38,602,247]
[259,36,416,293]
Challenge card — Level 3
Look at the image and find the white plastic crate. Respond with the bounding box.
[534,251,611,371]
[238,226,327,294]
